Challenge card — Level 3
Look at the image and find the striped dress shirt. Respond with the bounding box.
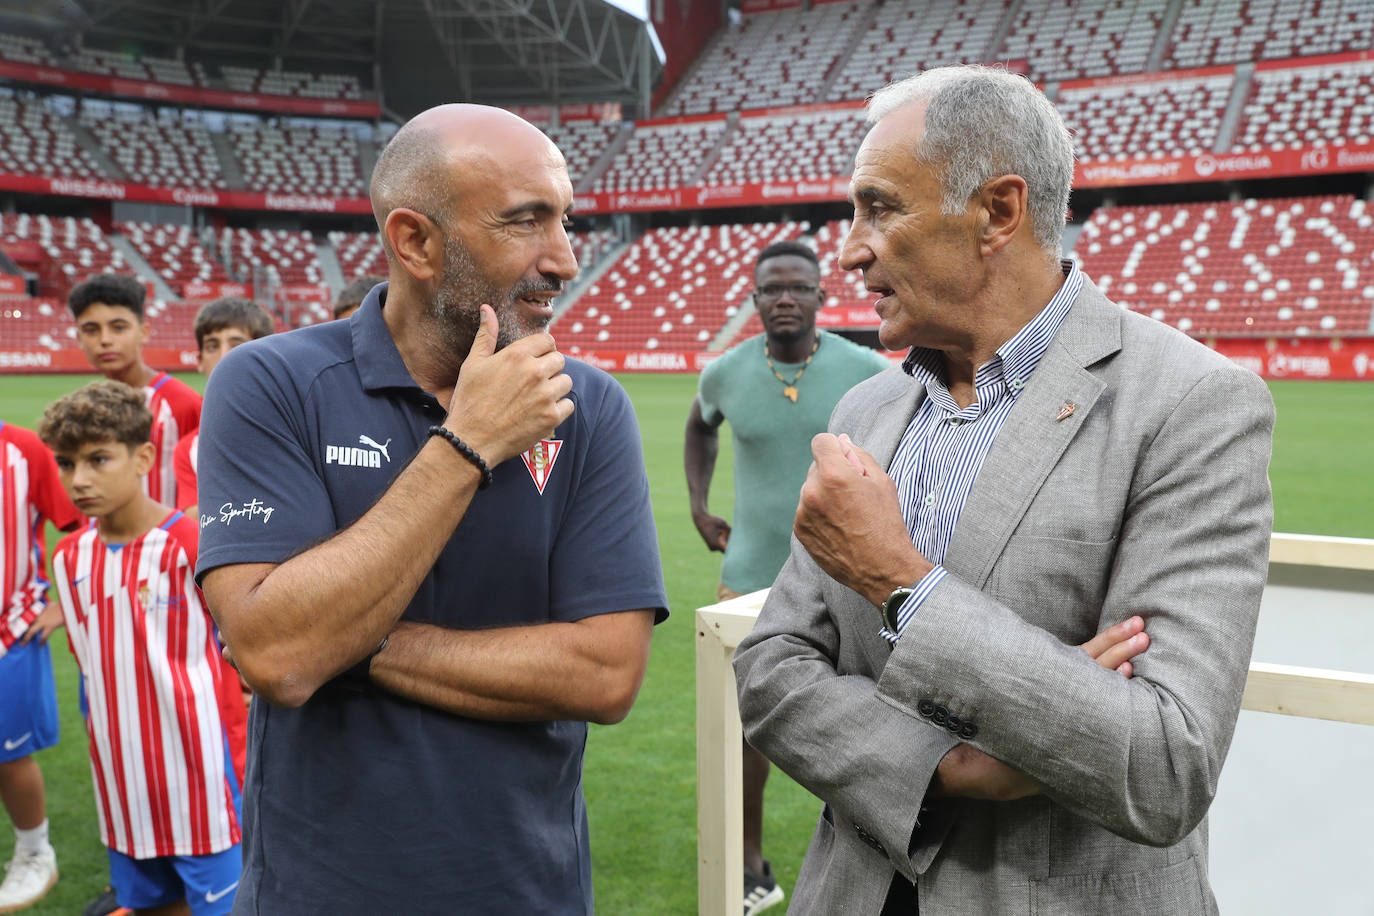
[882,260,1083,642]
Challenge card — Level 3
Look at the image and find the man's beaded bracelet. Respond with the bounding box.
[427,425,493,489]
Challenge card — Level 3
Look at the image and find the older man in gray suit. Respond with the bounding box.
[733,65,1275,915]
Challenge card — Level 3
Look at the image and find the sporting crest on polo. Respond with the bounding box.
[521,439,563,494]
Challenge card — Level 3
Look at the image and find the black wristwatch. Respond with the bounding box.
[881,586,916,633]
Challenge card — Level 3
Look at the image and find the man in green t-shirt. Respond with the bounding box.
[685,239,891,915]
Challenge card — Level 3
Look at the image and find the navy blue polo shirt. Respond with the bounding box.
[195,283,668,915]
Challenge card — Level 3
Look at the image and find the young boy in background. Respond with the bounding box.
[68,276,201,507]
[0,420,84,913]
[40,381,241,916]
[173,297,275,516]
[170,297,273,786]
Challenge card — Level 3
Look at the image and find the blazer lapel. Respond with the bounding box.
[840,369,925,671]
[942,284,1122,589]
[857,372,925,471]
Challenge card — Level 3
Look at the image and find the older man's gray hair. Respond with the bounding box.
[868,65,1075,253]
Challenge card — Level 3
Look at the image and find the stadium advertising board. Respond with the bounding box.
[1206,337,1374,380]
[275,284,332,302]
[0,275,27,294]
[0,174,373,214]
[182,281,252,299]
[0,346,198,373]
[575,177,851,214]
[1075,142,1374,188]
[1,337,1370,379]
[510,340,1374,378]
[508,103,622,125]
[0,58,380,118]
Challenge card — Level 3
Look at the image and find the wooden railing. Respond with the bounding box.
[695,532,1374,915]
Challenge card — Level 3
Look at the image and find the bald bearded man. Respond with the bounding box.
[194,105,668,915]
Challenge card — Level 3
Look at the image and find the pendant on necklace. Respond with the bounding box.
[783,386,799,402]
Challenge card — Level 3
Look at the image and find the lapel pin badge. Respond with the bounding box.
[1055,402,1077,422]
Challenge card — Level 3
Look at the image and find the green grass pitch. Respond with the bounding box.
[1,371,1371,914]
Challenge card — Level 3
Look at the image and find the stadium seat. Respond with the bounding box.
[1057,74,1235,161]
[80,102,227,189]
[120,222,232,295]
[1233,59,1374,152]
[1168,0,1374,68]
[706,110,866,185]
[660,3,872,116]
[593,120,729,193]
[553,222,807,353]
[1072,194,1374,336]
[230,120,365,196]
[999,0,1164,82]
[827,0,1009,102]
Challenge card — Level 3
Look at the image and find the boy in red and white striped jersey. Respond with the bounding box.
[68,275,202,507]
[172,297,275,518]
[171,296,273,789]
[0,420,84,913]
[40,381,241,916]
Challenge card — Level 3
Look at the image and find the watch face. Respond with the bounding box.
[882,587,915,632]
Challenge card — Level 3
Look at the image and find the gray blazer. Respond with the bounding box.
[734,279,1275,915]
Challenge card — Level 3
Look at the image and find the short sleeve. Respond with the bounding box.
[173,434,197,510]
[697,356,725,426]
[548,377,668,623]
[194,345,339,583]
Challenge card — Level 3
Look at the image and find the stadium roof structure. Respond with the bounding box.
[3,0,664,119]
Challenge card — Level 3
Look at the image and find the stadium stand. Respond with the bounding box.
[120,222,231,294]
[661,2,871,116]
[220,65,364,99]
[554,221,805,353]
[592,119,729,193]
[1,0,1372,357]
[229,119,365,196]
[1166,0,1374,68]
[825,0,1008,102]
[0,94,109,180]
[705,108,867,185]
[1073,195,1374,336]
[66,47,196,85]
[1057,73,1235,161]
[0,297,68,351]
[1233,59,1374,152]
[79,102,228,188]
[329,230,386,280]
[219,227,324,287]
[569,229,620,274]
[325,227,619,297]
[0,31,52,65]
[543,120,621,187]
[0,213,126,299]
[1000,0,1164,82]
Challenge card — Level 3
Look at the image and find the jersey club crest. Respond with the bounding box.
[521,439,563,495]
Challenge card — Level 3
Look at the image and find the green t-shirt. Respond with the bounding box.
[697,330,893,593]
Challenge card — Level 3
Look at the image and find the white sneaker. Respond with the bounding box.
[0,845,58,914]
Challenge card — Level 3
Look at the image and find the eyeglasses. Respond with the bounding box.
[754,283,820,301]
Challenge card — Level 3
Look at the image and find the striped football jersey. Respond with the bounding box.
[144,373,201,506]
[1,421,83,656]
[173,431,198,511]
[53,511,240,858]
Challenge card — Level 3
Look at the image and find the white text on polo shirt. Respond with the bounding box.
[326,434,392,468]
[214,499,276,526]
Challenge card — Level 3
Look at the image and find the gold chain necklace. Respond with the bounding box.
[765,335,820,403]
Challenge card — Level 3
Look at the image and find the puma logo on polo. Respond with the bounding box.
[359,435,391,462]
[326,434,392,468]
